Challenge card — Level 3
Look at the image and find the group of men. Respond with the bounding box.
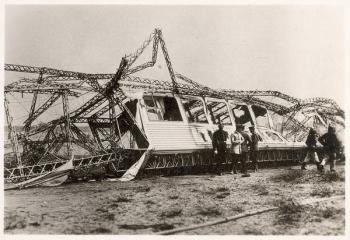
[212,123,261,177]
[302,126,342,172]
[212,123,342,176]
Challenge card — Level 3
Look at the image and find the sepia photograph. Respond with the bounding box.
[2,1,348,237]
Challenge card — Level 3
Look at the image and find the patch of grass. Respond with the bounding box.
[243,227,263,235]
[104,213,115,221]
[231,205,244,213]
[115,196,132,203]
[270,170,305,183]
[310,185,333,197]
[4,213,27,230]
[320,208,334,218]
[168,195,179,200]
[89,227,111,234]
[118,224,149,230]
[216,192,230,199]
[321,171,345,182]
[109,202,119,208]
[275,198,304,225]
[216,186,230,192]
[145,200,155,205]
[96,207,108,213]
[136,186,151,192]
[313,205,343,219]
[205,186,230,195]
[160,208,182,218]
[251,184,269,195]
[197,205,222,217]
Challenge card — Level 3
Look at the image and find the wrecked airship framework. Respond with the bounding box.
[4,29,345,183]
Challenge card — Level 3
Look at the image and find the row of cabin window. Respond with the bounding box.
[143,96,270,128]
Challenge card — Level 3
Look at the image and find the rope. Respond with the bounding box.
[157,195,345,235]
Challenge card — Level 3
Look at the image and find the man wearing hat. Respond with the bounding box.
[212,122,228,175]
[301,128,322,171]
[249,126,262,172]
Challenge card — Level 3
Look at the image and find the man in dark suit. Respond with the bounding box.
[212,123,228,175]
[249,126,262,172]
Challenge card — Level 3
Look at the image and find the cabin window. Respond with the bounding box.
[206,101,232,125]
[252,105,270,128]
[230,104,253,127]
[180,98,208,123]
[144,96,182,121]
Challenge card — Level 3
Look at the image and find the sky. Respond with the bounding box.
[4,5,345,120]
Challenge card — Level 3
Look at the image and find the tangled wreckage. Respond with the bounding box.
[4,29,345,189]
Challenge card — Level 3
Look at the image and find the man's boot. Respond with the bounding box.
[301,163,307,170]
[330,156,336,172]
[231,163,238,174]
[254,163,259,172]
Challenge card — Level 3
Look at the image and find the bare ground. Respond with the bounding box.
[4,163,345,235]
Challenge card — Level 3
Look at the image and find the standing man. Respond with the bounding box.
[319,126,341,172]
[249,126,262,172]
[230,125,244,174]
[237,125,252,177]
[212,123,228,175]
[301,128,322,171]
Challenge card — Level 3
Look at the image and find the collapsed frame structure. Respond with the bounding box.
[4,29,345,184]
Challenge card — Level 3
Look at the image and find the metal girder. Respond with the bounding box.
[4,95,24,176]
[175,73,211,91]
[4,151,129,181]
[24,94,61,127]
[105,58,128,95]
[221,89,300,104]
[28,93,107,136]
[122,29,179,93]
[90,91,126,119]
[70,124,98,153]
[24,91,39,138]
[5,87,81,97]
[125,30,156,68]
[62,92,72,156]
[5,63,114,80]
[4,160,67,181]
[108,96,118,145]
[282,110,299,129]
[70,94,107,119]
[157,29,179,93]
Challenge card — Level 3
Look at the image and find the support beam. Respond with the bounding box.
[108,97,118,148]
[157,29,179,94]
[62,91,72,157]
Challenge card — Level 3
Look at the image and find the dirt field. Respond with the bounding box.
[4,163,345,235]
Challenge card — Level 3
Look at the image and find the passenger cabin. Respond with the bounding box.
[123,90,305,154]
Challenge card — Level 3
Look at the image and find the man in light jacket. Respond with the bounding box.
[238,125,252,177]
[230,125,244,174]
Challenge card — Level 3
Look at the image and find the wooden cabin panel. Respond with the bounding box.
[144,122,214,151]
